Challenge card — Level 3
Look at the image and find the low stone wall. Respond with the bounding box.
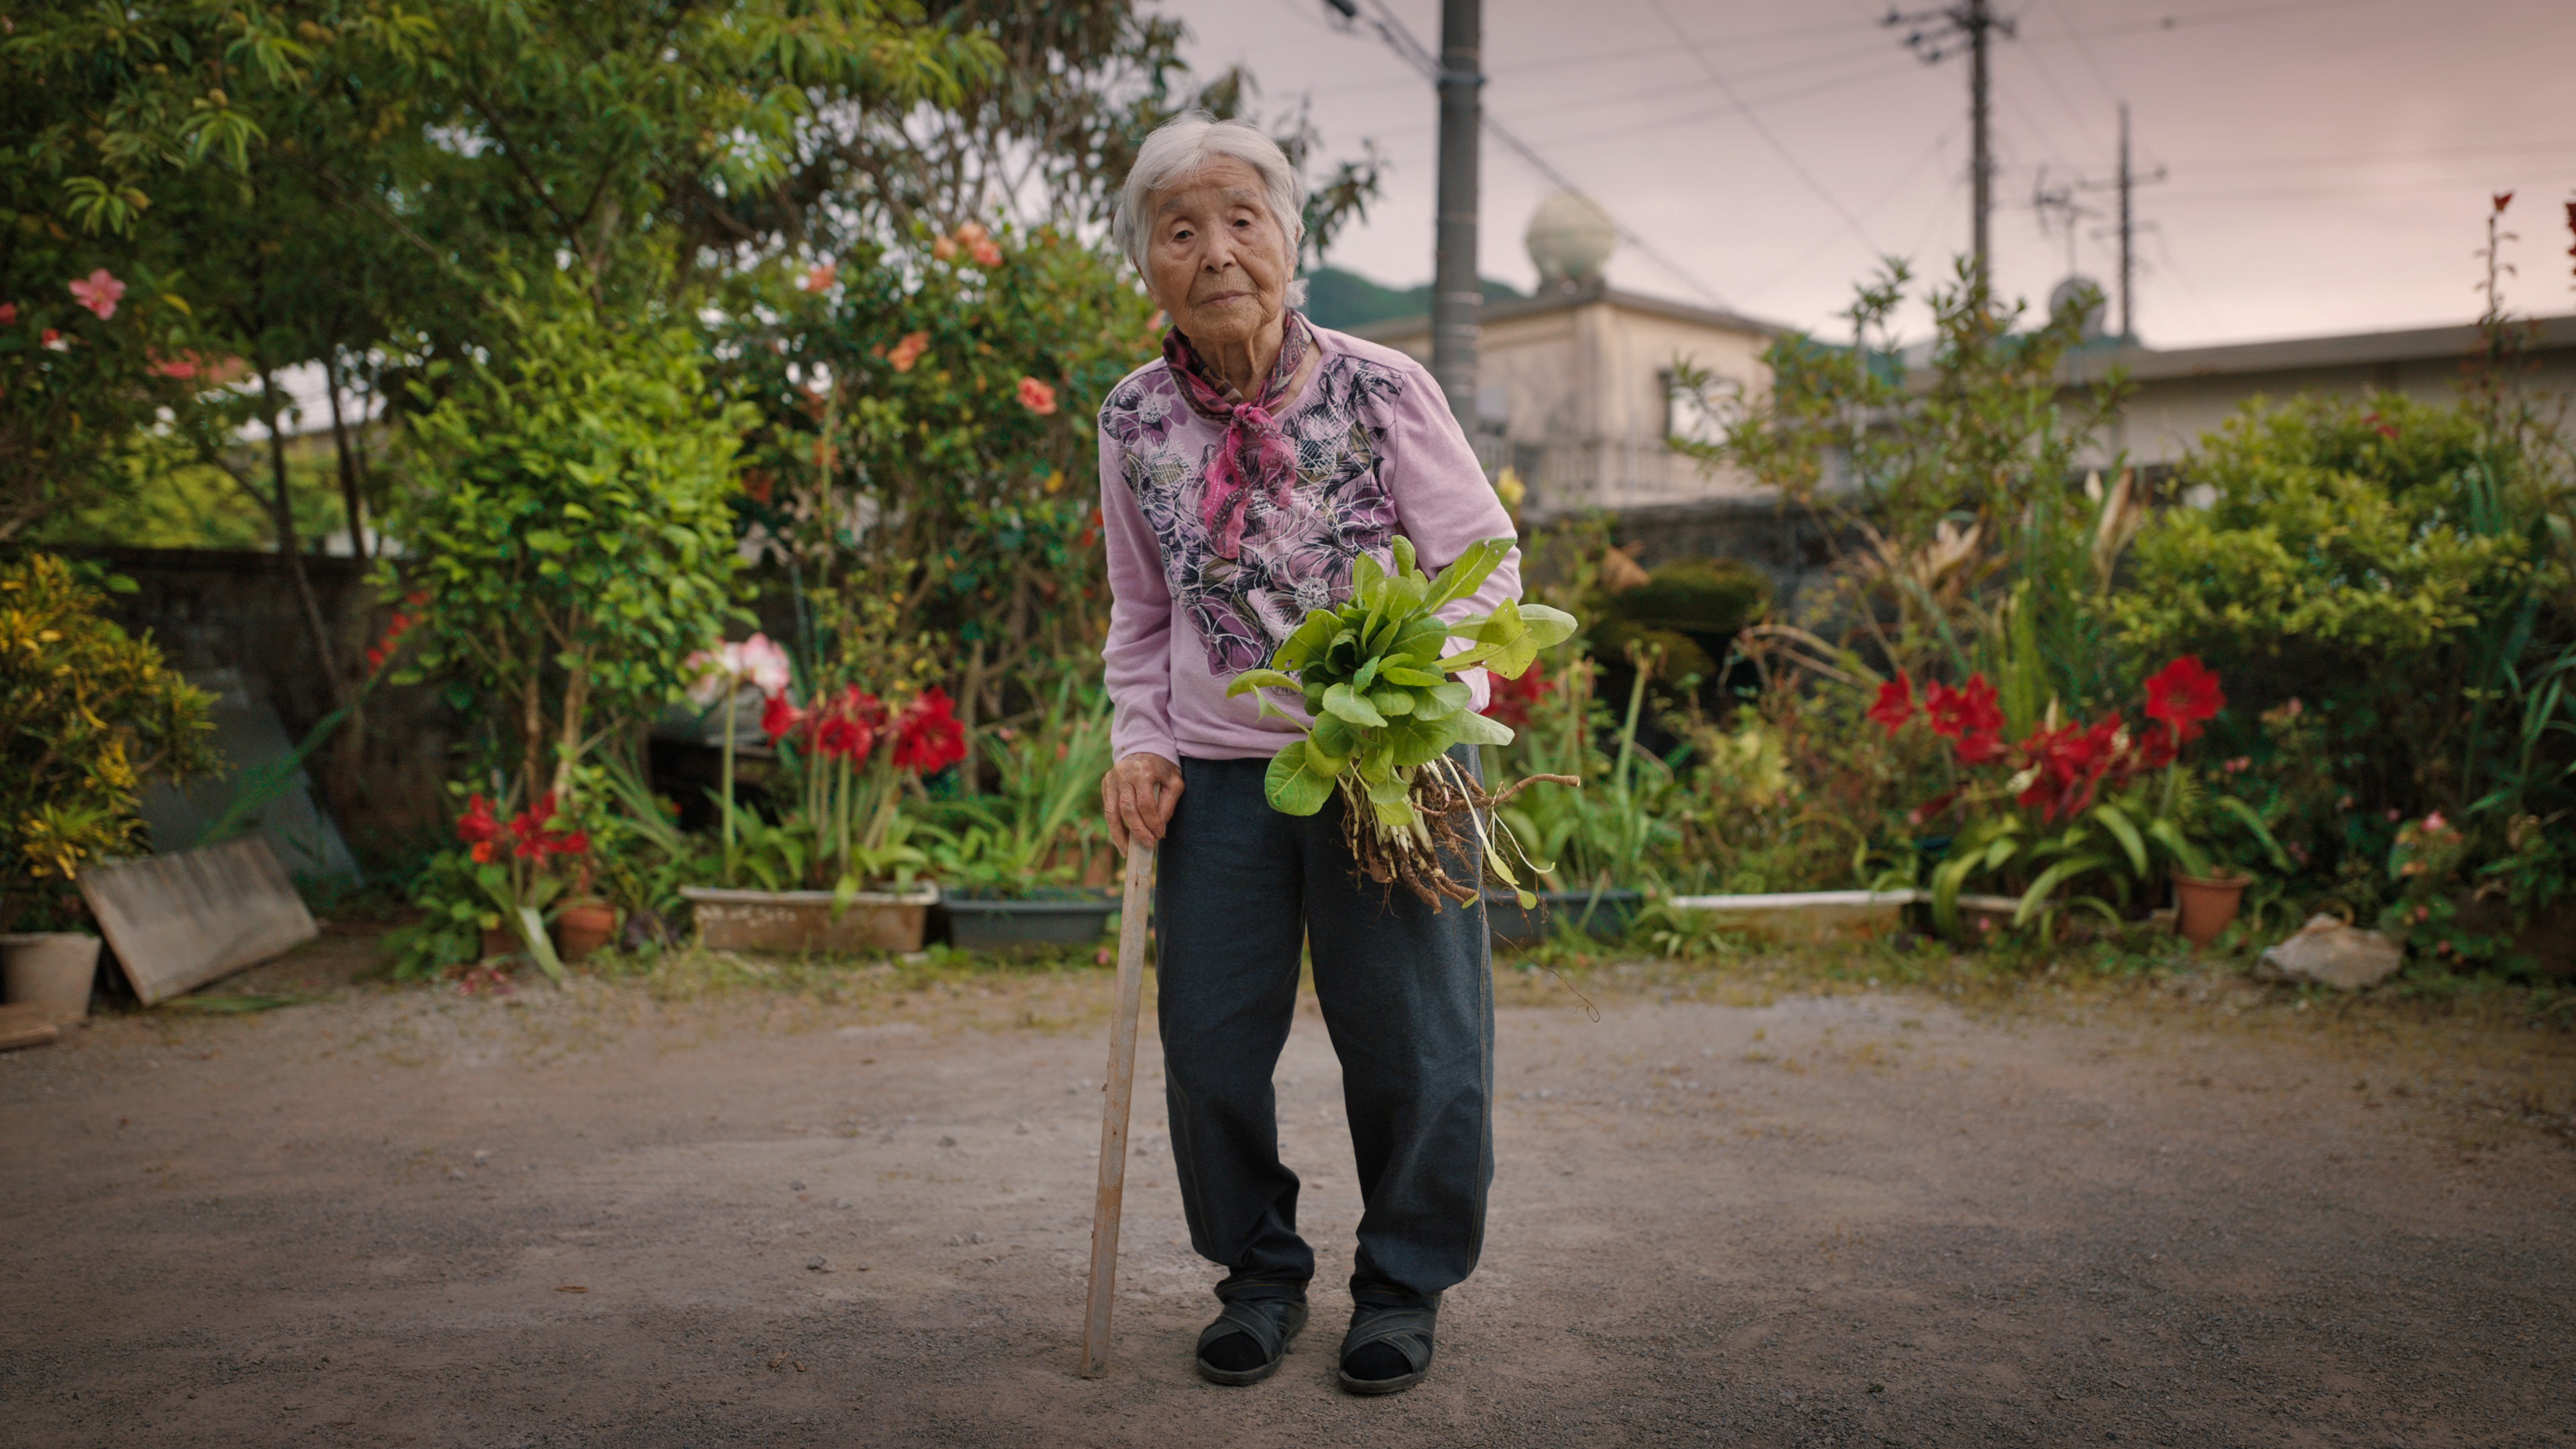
[69,547,466,867]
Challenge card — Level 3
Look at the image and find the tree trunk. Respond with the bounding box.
[324,354,370,560]
[260,364,348,714]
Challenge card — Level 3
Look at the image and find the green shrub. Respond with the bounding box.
[0,553,218,927]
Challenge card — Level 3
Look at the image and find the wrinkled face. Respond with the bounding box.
[1144,156,1293,350]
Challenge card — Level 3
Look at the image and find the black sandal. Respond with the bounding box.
[1194,1297,1308,1386]
[1337,1295,1438,1395]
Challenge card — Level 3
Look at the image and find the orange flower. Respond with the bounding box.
[888,331,930,372]
[969,238,1004,268]
[1016,376,1058,415]
[932,234,958,262]
[800,260,837,293]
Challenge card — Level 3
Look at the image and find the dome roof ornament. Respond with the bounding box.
[1526,191,1616,289]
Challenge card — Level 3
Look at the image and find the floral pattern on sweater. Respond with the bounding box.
[1102,351,1410,676]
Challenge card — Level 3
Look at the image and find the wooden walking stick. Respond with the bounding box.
[1079,839,1156,1378]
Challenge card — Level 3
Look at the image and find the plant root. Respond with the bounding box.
[1340,762,1580,911]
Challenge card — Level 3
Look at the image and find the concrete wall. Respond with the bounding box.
[1358,293,1775,515]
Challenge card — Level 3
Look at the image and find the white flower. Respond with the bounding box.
[684,633,793,707]
[738,633,792,698]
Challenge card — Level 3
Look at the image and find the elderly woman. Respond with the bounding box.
[1095,113,1521,1395]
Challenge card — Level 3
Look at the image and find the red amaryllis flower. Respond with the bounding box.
[1925,674,2004,747]
[2016,716,2130,820]
[1867,672,1916,735]
[1481,659,1555,731]
[2143,656,2224,738]
[1953,727,2006,765]
[892,686,967,774]
[811,686,886,761]
[761,692,803,743]
[457,794,500,846]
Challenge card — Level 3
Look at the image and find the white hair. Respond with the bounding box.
[1114,111,1309,311]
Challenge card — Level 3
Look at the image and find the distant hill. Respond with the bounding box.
[1303,267,1525,333]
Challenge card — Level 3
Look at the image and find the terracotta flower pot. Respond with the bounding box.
[552,900,619,963]
[479,924,519,961]
[2171,871,2251,949]
[1,932,103,1024]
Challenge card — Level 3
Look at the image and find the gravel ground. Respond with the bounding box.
[2,933,2571,1448]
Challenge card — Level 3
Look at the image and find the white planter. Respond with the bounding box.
[1,932,104,1023]
[1660,890,1923,945]
[679,884,940,955]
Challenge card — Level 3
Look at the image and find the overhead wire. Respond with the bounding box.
[1740,121,1965,303]
[1525,53,1927,151]
[1348,0,1739,311]
[1642,0,1882,251]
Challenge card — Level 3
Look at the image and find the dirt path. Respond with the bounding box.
[3,941,2571,1448]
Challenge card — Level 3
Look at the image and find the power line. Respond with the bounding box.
[2019,0,2399,45]
[1340,44,1913,134]
[1519,54,1925,152]
[1645,0,1882,254]
[1740,121,1964,303]
[1886,0,2018,286]
[1341,0,1739,311]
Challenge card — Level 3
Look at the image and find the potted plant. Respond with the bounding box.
[1895,655,2283,943]
[1487,650,1667,945]
[679,680,963,953]
[450,790,587,979]
[0,554,219,1018]
[920,682,1120,951]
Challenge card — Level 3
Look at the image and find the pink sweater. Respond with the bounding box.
[1097,323,1522,763]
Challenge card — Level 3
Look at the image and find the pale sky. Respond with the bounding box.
[1156,0,2576,350]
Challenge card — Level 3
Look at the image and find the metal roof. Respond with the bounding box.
[2054,312,2576,386]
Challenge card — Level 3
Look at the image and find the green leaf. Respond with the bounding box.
[2147,816,2214,879]
[1275,611,1338,672]
[1391,535,1417,576]
[1322,682,1387,728]
[1352,551,1386,605]
[2090,801,2149,878]
[1515,603,1578,651]
[1370,686,1416,716]
[1381,665,1446,687]
[1225,667,1301,697]
[2212,796,2292,872]
[1311,713,1358,761]
[1422,537,1510,612]
[2015,855,2114,926]
[1385,714,1456,767]
[1450,708,1513,747]
[1264,741,1336,816]
[1412,680,1473,721]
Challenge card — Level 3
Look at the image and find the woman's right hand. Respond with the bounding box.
[1102,752,1184,850]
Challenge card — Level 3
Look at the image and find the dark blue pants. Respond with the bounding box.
[1155,752,1495,1306]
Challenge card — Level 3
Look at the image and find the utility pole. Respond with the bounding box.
[1431,0,1483,426]
[1886,1,2016,290]
[2071,103,2166,340]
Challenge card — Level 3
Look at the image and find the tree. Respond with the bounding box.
[386,273,751,805]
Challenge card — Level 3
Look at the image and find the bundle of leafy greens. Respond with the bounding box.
[1226,536,1578,908]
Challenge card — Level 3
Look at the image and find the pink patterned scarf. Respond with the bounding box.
[1163,313,1312,560]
